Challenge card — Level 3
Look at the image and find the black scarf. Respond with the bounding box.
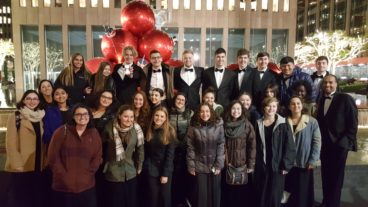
[224,118,246,139]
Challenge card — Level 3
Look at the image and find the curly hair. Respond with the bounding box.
[191,103,220,127]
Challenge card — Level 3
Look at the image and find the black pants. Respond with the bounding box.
[8,171,44,207]
[256,170,285,207]
[147,175,172,207]
[172,169,191,206]
[320,143,348,207]
[285,167,314,207]
[192,173,221,207]
[52,187,97,207]
[106,177,138,207]
[221,171,255,207]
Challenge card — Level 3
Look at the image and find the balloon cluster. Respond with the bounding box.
[86,0,181,73]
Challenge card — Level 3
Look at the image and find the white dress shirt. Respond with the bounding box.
[323,91,335,115]
[180,67,196,86]
[150,68,165,92]
[238,67,246,88]
[214,68,225,88]
[258,68,267,79]
[117,63,133,80]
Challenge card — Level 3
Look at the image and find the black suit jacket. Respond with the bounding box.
[202,67,237,107]
[316,92,358,151]
[112,63,145,104]
[235,65,255,98]
[173,66,204,110]
[251,68,278,109]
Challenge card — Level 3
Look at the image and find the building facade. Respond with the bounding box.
[9,0,296,101]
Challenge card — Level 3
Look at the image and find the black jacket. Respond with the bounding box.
[235,65,254,98]
[251,68,278,109]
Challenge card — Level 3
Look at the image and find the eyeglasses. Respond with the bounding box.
[74,113,90,118]
[151,56,161,60]
[101,95,113,100]
[25,97,39,102]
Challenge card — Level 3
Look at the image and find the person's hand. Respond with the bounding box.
[247,169,254,173]
[14,166,24,172]
[84,87,92,94]
[137,169,142,175]
[281,170,288,175]
[307,165,314,170]
[188,170,196,176]
[160,176,168,184]
[214,169,221,175]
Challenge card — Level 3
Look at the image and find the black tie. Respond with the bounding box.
[238,69,245,73]
[153,69,161,73]
[324,96,332,100]
[215,68,224,73]
[185,68,194,72]
[316,75,323,78]
[259,71,265,74]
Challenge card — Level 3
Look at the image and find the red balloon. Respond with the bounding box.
[164,59,184,68]
[226,63,239,71]
[268,62,282,74]
[85,57,109,74]
[138,30,174,62]
[101,29,138,63]
[121,1,155,38]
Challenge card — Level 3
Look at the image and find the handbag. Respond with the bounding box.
[226,164,248,185]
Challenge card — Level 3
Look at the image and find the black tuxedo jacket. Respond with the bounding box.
[251,68,278,108]
[316,92,358,151]
[202,67,237,107]
[235,65,255,98]
[173,66,204,110]
[112,63,145,104]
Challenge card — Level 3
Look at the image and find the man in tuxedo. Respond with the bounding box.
[311,56,330,100]
[174,50,204,110]
[235,48,254,98]
[202,48,237,108]
[317,74,358,207]
[141,49,174,107]
[251,52,278,110]
[112,46,145,104]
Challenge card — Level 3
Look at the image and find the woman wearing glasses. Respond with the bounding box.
[5,90,46,207]
[47,104,102,207]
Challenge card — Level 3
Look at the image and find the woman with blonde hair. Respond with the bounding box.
[144,106,177,207]
[54,53,92,105]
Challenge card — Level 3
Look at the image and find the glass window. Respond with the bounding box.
[207,0,213,10]
[68,26,87,58]
[162,27,179,59]
[262,0,268,11]
[44,0,51,7]
[80,0,86,7]
[20,0,26,7]
[283,0,289,12]
[271,29,288,63]
[91,0,98,7]
[150,0,156,9]
[161,0,167,9]
[205,28,223,67]
[0,55,16,108]
[251,0,256,11]
[22,25,40,90]
[250,29,267,63]
[56,0,62,7]
[296,0,305,41]
[184,28,201,66]
[45,26,64,82]
[92,26,105,58]
[217,0,224,10]
[273,0,278,12]
[240,0,245,10]
[32,0,39,7]
[173,0,179,9]
[228,29,245,64]
[195,0,201,10]
[229,0,235,11]
[184,0,190,9]
[334,0,346,30]
[319,0,330,31]
[115,0,121,8]
[68,0,74,7]
[350,0,367,36]
[103,0,109,8]
[307,0,317,35]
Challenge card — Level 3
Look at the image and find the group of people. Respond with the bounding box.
[4,45,358,207]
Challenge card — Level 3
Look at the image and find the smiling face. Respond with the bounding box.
[153,110,167,128]
[237,54,249,69]
[265,88,275,98]
[264,101,278,117]
[102,65,111,77]
[150,52,162,69]
[183,53,194,68]
[288,97,303,115]
[150,91,162,105]
[322,76,337,95]
[280,62,295,77]
[40,81,53,96]
[316,59,328,73]
[99,91,113,108]
[203,92,215,106]
[256,56,269,70]
[200,105,211,122]
[296,85,307,99]
[119,109,135,128]
[175,95,186,110]
[53,88,68,104]
[231,103,243,120]
[239,94,252,109]
[215,52,226,68]
[72,55,84,70]
[73,107,90,127]
[134,93,144,109]
[23,92,40,110]
[124,49,134,64]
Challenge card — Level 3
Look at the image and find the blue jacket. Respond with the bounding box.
[43,106,64,144]
[278,67,316,106]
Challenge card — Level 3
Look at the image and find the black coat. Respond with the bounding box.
[173,67,203,110]
[202,67,237,107]
[235,66,255,98]
[316,92,358,151]
[251,69,278,109]
[112,63,145,105]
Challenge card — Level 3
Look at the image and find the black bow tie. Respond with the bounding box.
[215,68,224,73]
[185,68,194,72]
[153,69,161,73]
[316,75,323,78]
[258,70,265,74]
[323,95,333,100]
[283,76,291,81]
[238,69,245,73]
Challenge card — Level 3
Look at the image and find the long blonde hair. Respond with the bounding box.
[146,107,176,145]
[93,61,111,93]
[58,53,91,86]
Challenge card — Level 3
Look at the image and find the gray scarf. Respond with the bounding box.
[224,118,246,139]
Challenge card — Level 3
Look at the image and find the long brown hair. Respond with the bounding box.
[58,53,90,86]
[146,107,176,145]
[191,103,220,127]
[131,91,151,131]
[93,62,111,93]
